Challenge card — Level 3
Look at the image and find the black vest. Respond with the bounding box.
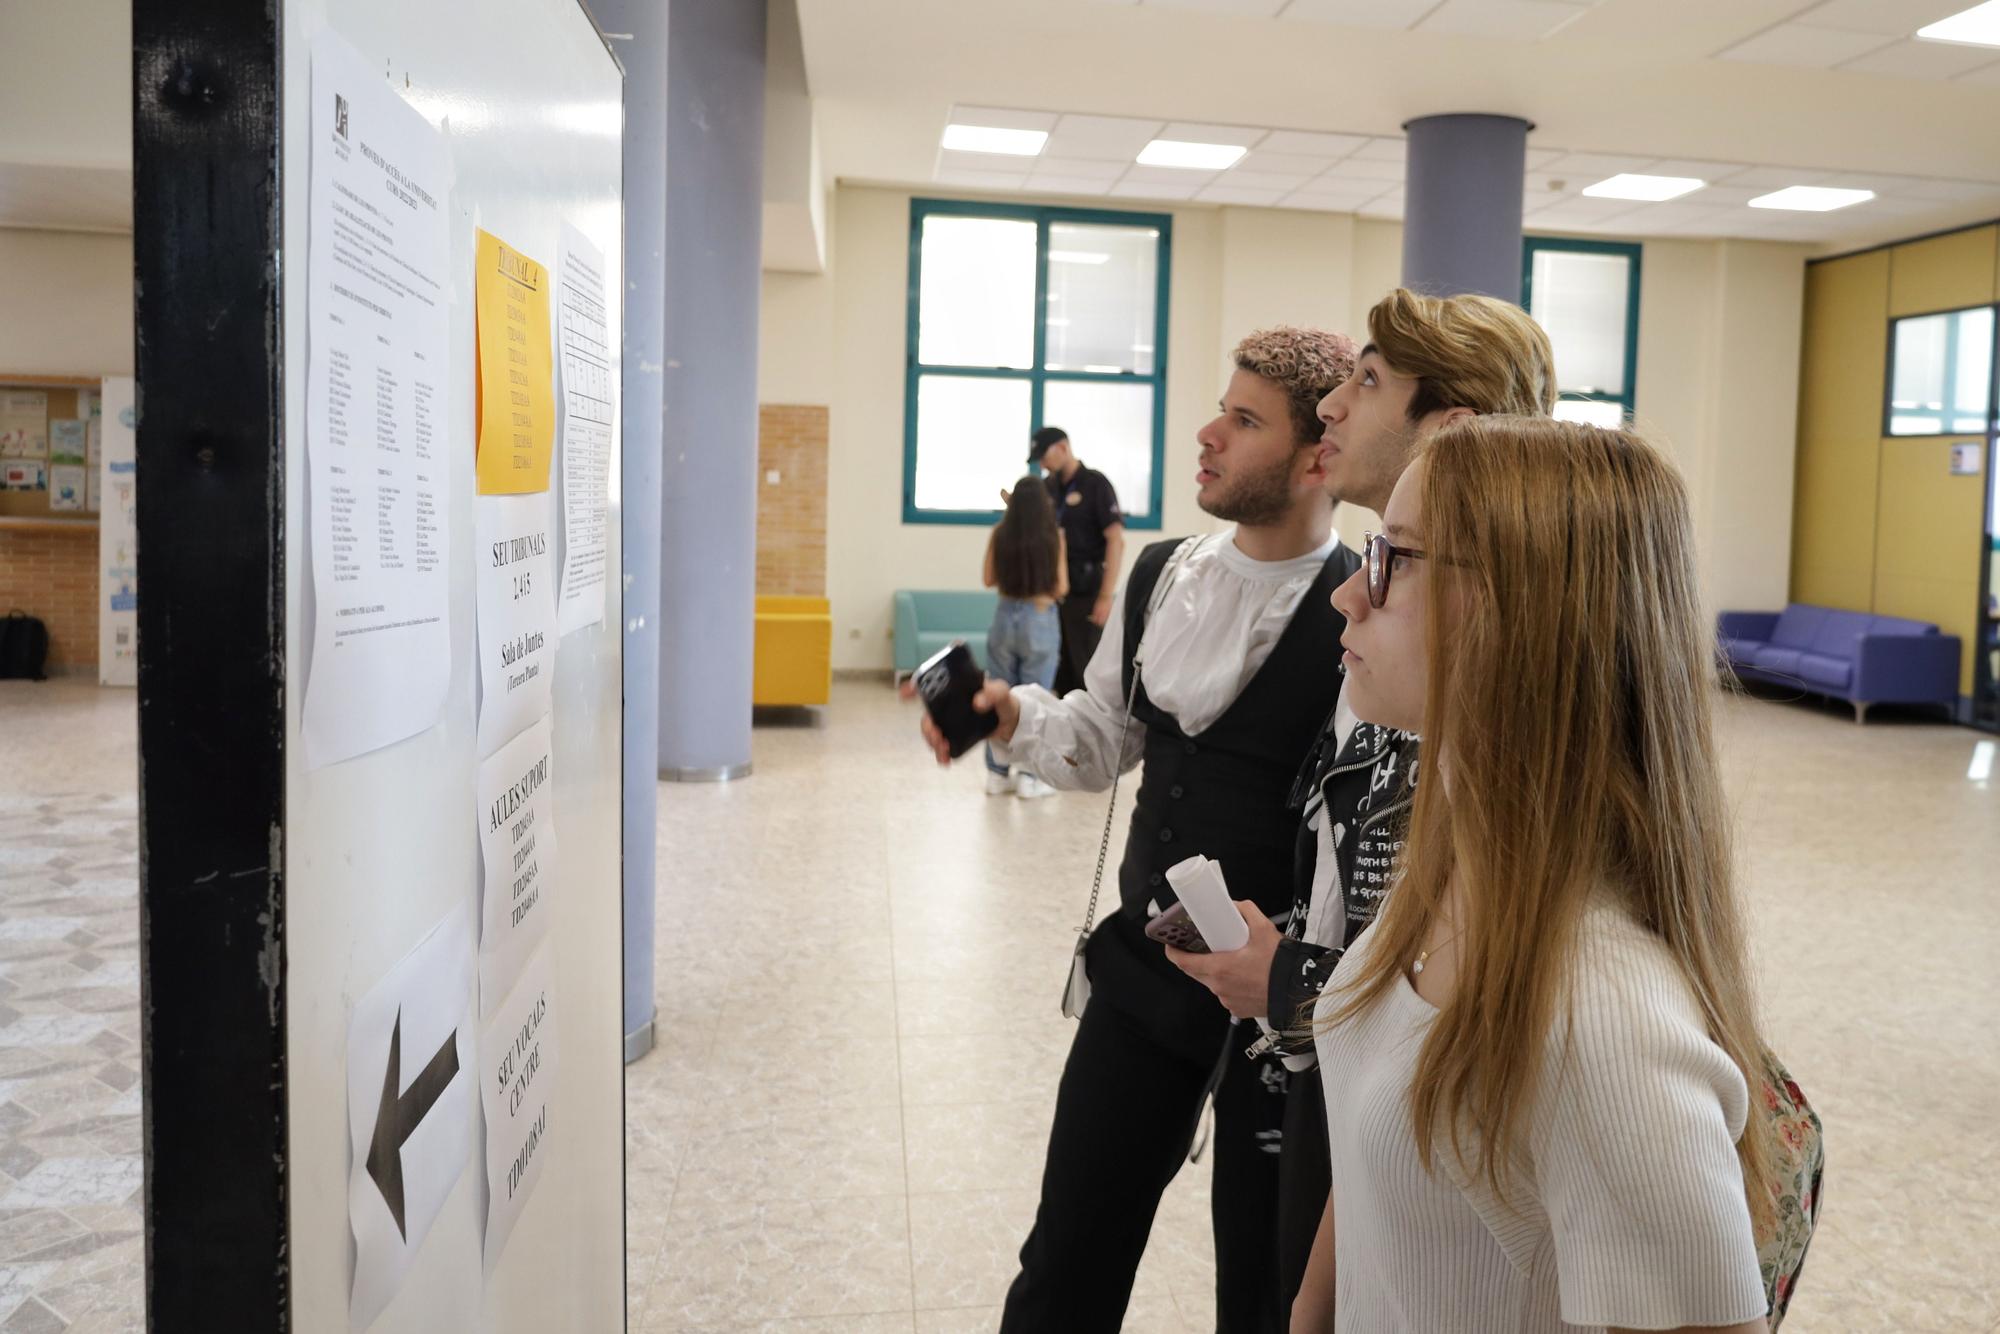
[1084,536,1357,1063]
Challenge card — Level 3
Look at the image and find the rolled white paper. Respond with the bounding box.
[1163,855,1250,952]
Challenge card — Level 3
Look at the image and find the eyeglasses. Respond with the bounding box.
[1363,532,1428,609]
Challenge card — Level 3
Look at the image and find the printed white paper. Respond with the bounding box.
[475,491,556,754]
[476,712,556,1014]
[347,903,477,1332]
[302,31,452,769]
[480,943,558,1271]
[555,221,613,637]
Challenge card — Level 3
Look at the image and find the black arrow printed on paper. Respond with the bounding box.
[365,1007,461,1241]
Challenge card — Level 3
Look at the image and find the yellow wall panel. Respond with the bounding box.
[1791,251,1888,609]
[1887,225,1998,317]
[1873,438,1987,692]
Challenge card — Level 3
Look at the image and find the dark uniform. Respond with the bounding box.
[1043,464,1123,695]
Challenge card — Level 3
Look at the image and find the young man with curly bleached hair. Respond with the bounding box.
[913,326,1364,1333]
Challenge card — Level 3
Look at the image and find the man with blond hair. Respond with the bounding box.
[1166,287,1559,1316]
[913,327,1360,1332]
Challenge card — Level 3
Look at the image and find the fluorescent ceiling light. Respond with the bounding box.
[1048,250,1110,264]
[1919,1,2000,47]
[1747,186,1875,212]
[1582,173,1705,202]
[941,124,1048,156]
[1136,139,1247,170]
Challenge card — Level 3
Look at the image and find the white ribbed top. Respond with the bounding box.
[1312,899,1768,1334]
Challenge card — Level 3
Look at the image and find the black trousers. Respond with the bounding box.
[999,998,1289,1334]
[1052,589,1105,697]
[1276,1062,1331,1311]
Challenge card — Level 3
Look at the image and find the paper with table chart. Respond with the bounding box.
[302,30,452,770]
[555,220,612,637]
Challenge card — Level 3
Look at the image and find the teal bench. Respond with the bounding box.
[894,590,999,684]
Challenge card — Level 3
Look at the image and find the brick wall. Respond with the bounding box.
[756,403,828,597]
[0,527,97,675]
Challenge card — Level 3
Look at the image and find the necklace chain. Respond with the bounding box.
[1411,925,1464,977]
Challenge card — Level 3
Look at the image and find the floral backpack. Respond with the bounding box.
[1754,1049,1824,1329]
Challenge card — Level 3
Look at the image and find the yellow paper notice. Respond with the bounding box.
[475,229,555,494]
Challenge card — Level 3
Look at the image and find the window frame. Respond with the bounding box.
[1882,302,1996,439]
[902,196,1172,529]
[1521,236,1643,424]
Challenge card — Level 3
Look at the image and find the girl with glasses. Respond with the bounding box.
[1292,416,1803,1334]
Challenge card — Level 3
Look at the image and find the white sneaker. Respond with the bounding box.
[985,770,1017,796]
[1015,774,1056,800]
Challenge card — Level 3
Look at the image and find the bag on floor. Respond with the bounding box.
[1755,1049,1823,1330]
[0,611,50,681]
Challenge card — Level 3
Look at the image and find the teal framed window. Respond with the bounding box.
[904,197,1171,528]
[1885,304,1995,437]
[1522,237,1642,427]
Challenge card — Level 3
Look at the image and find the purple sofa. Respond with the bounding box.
[1717,604,1960,722]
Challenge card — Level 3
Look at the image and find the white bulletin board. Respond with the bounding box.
[277,2,625,1331]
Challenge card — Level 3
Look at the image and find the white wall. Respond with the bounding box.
[1632,238,1807,616]
[765,185,1811,670]
[0,229,133,375]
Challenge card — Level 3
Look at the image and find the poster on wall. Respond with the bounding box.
[479,942,557,1271]
[85,419,101,512]
[474,713,557,1014]
[346,904,477,1332]
[49,420,86,512]
[555,220,612,637]
[98,377,138,688]
[0,390,47,459]
[301,30,454,770]
[474,491,557,754]
[474,229,556,497]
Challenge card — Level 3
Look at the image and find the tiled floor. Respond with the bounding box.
[0,682,144,1334]
[2,677,1997,1332]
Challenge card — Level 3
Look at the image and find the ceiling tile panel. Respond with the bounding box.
[1141,0,1289,12]
[1954,58,2000,84]
[1032,157,1130,181]
[1525,147,1565,168]
[1796,0,1967,36]
[1255,130,1373,157]
[1641,158,1747,180]
[1122,163,1222,185]
[1024,175,1117,196]
[1350,137,1407,161]
[1280,0,1443,29]
[934,169,1032,190]
[1419,0,1592,41]
[1215,170,1319,190]
[1840,37,2000,78]
[1539,151,1655,177]
[1198,185,1292,204]
[1109,180,1203,201]
[1901,177,2000,201]
[949,105,1059,132]
[1157,121,1268,146]
[1319,156,1407,182]
[1043,115,1165,161]
[1718,23,1897,67]
[1234,151,1340,175]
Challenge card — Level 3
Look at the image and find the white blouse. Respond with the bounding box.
[995,529,1343,791]
[1311,900,1768,1334]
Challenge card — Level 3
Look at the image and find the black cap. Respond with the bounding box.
[1029,426,1068,464]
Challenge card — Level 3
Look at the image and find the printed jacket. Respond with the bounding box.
[1260,702,1420,1063]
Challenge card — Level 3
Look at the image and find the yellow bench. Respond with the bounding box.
[753,595,832,707]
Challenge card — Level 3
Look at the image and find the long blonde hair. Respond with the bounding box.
[1325,415,1774,1228]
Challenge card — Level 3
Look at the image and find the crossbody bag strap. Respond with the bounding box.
[1073,535,1204,939]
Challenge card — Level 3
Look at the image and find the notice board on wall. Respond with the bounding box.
[132,0,624,1330]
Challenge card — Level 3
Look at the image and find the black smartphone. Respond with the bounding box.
[915,641,1000,759]
[1142,902,1210,953]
